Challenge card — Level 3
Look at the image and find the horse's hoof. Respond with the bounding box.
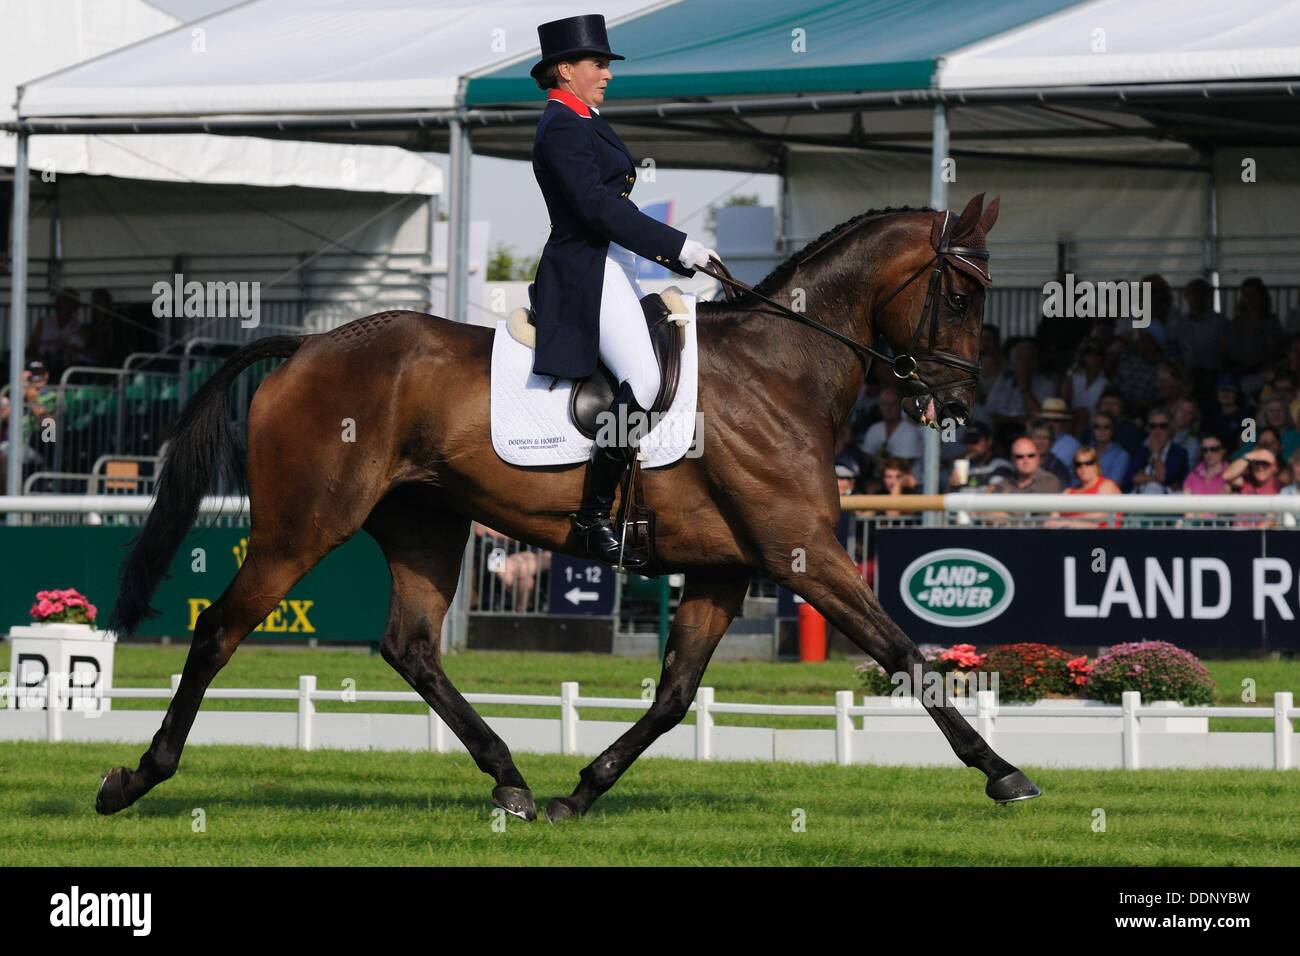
[545,797,581,823]
[986,769,1041,804]
[95,767,132,815]
[492,786,537,822]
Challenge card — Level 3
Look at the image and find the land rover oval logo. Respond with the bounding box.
[899,548,1014,627]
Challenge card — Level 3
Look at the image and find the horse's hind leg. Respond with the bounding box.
[96,538,327,814]
[367,496,536,820]
[768,532,1040,804]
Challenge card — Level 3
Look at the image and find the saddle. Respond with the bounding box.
[506,287,691,571]
[506,287,690,439]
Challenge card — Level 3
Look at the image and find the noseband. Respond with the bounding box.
[701,210,989,408]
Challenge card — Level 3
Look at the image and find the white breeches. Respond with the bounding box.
[599,244,660,409]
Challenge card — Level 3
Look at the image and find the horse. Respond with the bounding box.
[96,192,1041,823]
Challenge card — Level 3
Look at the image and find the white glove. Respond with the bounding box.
[678,237,719,271]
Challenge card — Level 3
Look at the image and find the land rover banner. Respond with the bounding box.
[875,528,1300,651]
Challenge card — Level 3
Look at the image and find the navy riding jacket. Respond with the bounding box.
[528,89,692,380]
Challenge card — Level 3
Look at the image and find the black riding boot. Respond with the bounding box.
[574,381,650,570]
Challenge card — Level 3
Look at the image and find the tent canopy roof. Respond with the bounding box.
[2,0,440,193]
[9,0,1300,173]
[939,0,1300,89]
[16,0,663,118]
[465,0,1079,104]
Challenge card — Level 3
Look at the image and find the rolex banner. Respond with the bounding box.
[0,527,389,642]
[875,528,1300,651]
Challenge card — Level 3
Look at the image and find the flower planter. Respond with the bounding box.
[6,623,115,711]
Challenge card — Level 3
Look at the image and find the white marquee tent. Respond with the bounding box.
[2,0,445,345]
[7,0,1300,508]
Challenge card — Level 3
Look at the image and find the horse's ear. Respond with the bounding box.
[978,195,1001,235]
[953,193,985,236]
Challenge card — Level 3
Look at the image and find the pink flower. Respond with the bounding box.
[939,643,986,668]
[86,604,97,621]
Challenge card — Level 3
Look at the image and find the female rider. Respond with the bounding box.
[527,14,718,569]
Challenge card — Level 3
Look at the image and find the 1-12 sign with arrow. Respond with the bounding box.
[547,554,615,616]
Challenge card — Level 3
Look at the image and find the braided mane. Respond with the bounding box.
[749,205,934,298]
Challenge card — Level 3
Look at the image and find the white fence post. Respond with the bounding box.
[298,675,316,752]
[428,707,448,754]
[170,673,182,698]
[46,676,62,742]
[1122,691,1140,769]
[1274,691,1294,771]
[695,686,714,761]
[976,689,997,742]
[835,690,853,765]
[560,681,579,756]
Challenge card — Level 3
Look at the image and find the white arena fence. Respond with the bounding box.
[1,678,1294,772]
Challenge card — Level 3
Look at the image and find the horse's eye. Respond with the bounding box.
[947,293,970,311]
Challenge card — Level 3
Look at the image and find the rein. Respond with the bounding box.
[697,210,990,405]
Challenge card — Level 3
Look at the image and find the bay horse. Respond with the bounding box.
[97,192,1041,822]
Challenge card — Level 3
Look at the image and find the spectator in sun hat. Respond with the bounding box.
[1036,397,1080,465]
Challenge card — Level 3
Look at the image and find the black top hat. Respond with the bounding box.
[530,14,625,82]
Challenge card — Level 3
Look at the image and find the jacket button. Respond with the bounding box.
[619,191,628,198]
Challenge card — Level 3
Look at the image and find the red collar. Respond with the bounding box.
[547,88,592,118]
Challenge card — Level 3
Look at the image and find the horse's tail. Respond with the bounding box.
[108,334,305,636]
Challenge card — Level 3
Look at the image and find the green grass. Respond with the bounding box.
[2,741,1296,865]
[49,645,1300,732]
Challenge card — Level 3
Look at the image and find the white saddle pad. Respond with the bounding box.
[490,296,699,468]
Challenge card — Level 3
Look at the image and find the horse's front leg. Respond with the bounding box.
[768,532,1040,804]
[546,567,752,822]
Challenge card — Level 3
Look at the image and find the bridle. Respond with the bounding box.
[699,210,990,414]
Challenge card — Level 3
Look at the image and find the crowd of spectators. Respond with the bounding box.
[836,274,1300,500]
[0,286,145,474]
